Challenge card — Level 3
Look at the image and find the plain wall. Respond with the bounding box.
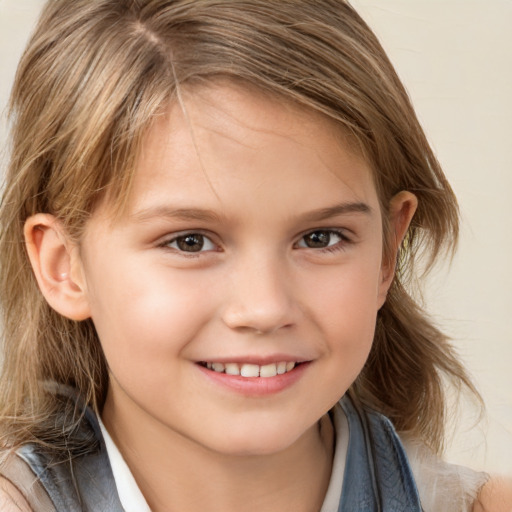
[1,0,511,474]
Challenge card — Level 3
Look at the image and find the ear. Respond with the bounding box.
[377,191,418,307]
[24,214,91,321]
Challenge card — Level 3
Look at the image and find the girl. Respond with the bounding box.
[0,0,509,510]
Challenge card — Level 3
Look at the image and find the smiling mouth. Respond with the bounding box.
[198,361,300,378]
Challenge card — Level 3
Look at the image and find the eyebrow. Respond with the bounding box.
[131,206,222,223]
[131,201,372,224]
[299,201,372,222]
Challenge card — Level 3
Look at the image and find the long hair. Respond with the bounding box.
[0,0,478,455]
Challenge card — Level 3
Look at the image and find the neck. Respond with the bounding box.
[102,392,334,512]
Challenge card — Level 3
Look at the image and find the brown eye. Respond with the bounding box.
[302,230,332,248]
[167,233,215,253]
[177,234,204,252]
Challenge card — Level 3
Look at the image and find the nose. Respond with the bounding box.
[221,256,298,335]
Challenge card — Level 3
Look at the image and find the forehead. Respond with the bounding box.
[108,83,380,223]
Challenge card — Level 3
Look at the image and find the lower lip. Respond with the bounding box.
[197,362,310,396]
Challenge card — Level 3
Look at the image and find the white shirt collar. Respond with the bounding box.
[98,415,152,512]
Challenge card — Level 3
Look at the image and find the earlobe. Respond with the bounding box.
[377,191,418,306]
[24,214,91,321]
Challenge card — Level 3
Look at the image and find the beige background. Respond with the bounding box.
[1,0,511,474]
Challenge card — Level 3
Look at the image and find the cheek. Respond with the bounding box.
[306,256,382,327]
[303,257,382,369]
[83,258,216,366]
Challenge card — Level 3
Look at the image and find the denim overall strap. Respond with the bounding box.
[16,395,124,512]
[338,395,423,512]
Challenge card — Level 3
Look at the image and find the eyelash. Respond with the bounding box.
[159,228,352,256]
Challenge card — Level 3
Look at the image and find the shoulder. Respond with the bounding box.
[473,477,512,512]
[400,434,489,512]
[0,476,33,512]
[0,450,57,512]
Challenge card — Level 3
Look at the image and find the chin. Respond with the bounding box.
[212,439,296,458]
[200,424,306,458]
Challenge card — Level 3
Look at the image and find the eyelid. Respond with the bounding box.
[295,227,351,241]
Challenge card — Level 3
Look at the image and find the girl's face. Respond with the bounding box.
[76,83,403,456]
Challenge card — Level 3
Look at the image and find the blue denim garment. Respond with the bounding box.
[16,400,123,511]
[14,393,422,511]
[339,395,423,511]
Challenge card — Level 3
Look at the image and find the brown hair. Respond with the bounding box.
[0,0,478,455]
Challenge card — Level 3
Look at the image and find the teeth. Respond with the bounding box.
[286,362,295,372]
[205,361,298,377]
[240,364,260,377]
[224,363,239,375]
[259,363,277,378]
